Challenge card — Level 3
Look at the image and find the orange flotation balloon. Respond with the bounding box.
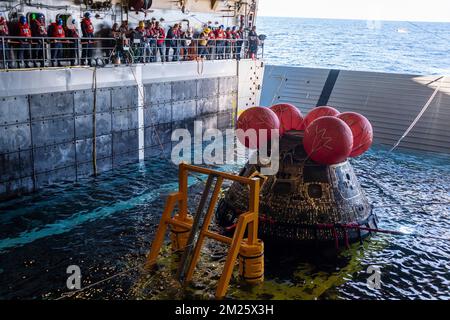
[237,107,280,149]
[303,116,353,165]
[270,103,305,134]
[337,112,373,157]
[303,106,340,128]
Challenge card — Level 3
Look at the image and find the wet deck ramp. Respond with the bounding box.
[261,65,450,154]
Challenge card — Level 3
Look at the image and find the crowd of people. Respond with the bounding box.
[0,11,261,68]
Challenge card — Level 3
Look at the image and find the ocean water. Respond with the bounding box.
[0,144,449,300]
[257,17,450,75]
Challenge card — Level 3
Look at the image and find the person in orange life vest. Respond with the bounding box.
[207,27,216,60]
[224,27,233,59]
[153,21,165,62]
[214,25,225,59]
[31,13,48,65]
[18,16,33,68]
[65,19,80,66]
[50,18,65,66]
[0,13,10,67]
[81,12,94,65]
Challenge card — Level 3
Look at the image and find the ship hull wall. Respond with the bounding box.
[0,59,264,199]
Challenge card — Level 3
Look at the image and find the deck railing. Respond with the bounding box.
[0,36,263,69]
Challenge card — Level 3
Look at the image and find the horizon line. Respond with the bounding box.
[257,15,450,23]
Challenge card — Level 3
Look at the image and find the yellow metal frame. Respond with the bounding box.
[145,163,261,299]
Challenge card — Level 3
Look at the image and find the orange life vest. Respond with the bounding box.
[52,24,65,38]
[215,29,225,39]
[19,23,31,37]
[82,18,94,35]
[0,19,8,36]
[35,20,47,36]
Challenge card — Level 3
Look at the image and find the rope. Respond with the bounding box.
[92,67,98,176]
[257,216,450,242]
[372,201,450,209]
[196,57,204,75]
[406,21,450,43]
[128,65,168,158]
[55,265,142,300]
[270,72,287,105]
[370,76,444,171]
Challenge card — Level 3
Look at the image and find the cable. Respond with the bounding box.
[370,76,444,171]
[129,65,168,158]
[406,21,450,43]
[56,265,142,300]
[92,67,98,176]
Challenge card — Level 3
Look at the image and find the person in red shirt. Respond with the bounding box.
[0,13,10,67]
[207,27,216,60]
[50,18,65,66]
[153,21,165,62]
[18,15,32,68]
[81,12,94,65]
[225,27,233,59]
[31,14,47,66]
[214,25,225,59]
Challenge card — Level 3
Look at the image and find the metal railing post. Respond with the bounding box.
[40,37,44,67]
[1,37,6,68]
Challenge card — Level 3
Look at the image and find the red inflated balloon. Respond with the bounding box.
[270,103,304,134]
[237,107,280,149]
[303,116,353,165]
[303,106,340,128]
[337,112,373,157]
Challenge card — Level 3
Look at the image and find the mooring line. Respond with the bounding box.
[370,76,444,171]
[56,265,143,300]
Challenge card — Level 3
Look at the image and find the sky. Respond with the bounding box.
[258,0,450,22]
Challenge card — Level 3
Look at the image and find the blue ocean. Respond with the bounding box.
[257,17,450,75]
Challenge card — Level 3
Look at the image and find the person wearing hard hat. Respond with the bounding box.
[214,25,225,59]
[197,27,209,59]
[50,18,65,67]
[81,12,94,66]
[133,21,147,63]
[31,13,47,66]
[17,15,32,68]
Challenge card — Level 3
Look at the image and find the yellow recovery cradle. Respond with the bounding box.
[145,163,263,299]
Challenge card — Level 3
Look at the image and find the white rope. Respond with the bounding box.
[371,76,444,171]
[129,65,168,158]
